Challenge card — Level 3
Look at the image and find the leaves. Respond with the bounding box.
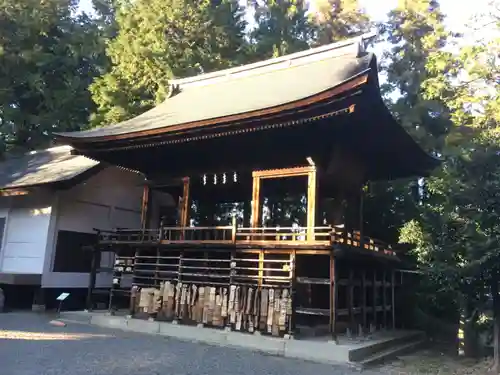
[397,3,500,324]
[0,0,104,153]
[90,0,248,126]
[310,0,372,45]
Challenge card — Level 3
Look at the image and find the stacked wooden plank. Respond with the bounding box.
[131,282,293,336]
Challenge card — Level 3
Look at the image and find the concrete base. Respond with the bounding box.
[60,310,425,366]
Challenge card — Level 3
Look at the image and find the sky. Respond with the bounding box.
[77,0,495,56]
[78,0,492,32]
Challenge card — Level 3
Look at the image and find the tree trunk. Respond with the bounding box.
[458,294,479,358]
[491,277,500,373]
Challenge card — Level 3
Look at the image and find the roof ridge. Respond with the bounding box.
[27,145,73,155]
[170,32,376,90]
[3,145,73,161]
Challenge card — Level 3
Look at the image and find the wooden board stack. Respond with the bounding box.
[131,282,292,336]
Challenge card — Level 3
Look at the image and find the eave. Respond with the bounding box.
[58,73,369,146]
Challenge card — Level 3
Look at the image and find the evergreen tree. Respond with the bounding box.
[380,0,453,153]
[0,0,103,153]
[90,0,248,126]
[310,0,372,46]
[362,0,455,243]
[400,4,500,359]
[247,0,313,59]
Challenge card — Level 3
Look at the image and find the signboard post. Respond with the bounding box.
[56,292,70,317]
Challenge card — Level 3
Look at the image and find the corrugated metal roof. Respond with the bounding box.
[0,146,99,190]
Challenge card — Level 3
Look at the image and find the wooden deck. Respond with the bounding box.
[97,225,396,256]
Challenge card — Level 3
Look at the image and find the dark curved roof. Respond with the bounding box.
[55,33,439,179]
[56,35,375,141]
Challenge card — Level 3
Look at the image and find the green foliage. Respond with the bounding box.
[399,3,500,330]
[380,0,454,153]
[310,0,372,45]
[90,0,248,126]
[360,1,453,244]
[247,0,372,60]
[247,0,313,58]
[0,0,103,153]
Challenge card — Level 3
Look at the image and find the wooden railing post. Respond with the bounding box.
[306,168,317,242]
[158,216,165,243]
[231,216,237,243]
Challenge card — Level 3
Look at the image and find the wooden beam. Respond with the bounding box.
[0,188,30,196]
[251,176,261,228]
[252,166,316,179]
[306,168,317,242]
[180,177,190,227]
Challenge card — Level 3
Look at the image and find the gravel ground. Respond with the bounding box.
[0,312,382,375]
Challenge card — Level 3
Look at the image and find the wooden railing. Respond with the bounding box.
[331,228,396,256]
[235,226,332,244]
[97,225,396,255]
[161,226,234,243]
[99,229,160,243]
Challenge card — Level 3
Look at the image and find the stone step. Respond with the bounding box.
[354,339,426,368]
[59,311,94,324]
[348,331,425,362]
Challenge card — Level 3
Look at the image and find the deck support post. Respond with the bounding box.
[258,251,264,287]
[86,246,99,312]
[383,270,388,329]
[348,268,355,333]
[373,270,378,330]
[289,250,296,338]
[362,268,367,331]
[391,270,396,329]
[329,252,338,342]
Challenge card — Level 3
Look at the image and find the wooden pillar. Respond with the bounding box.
[180,177,190,227]
[86,247,98,311]
[348,269,355,332]
[251,176,261,228]
[140,185,150,231]
[373,270,378,329]
[383,270,387,329]
[289,250,296,337]
[391,270,396,329]
[306,168,317,241]
[359,185,364,249]
[329,252,337,341]
[362,269,367,330]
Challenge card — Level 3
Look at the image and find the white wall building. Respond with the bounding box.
[0,145,161,307]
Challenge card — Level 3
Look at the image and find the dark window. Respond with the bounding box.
[53,230,100,273]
